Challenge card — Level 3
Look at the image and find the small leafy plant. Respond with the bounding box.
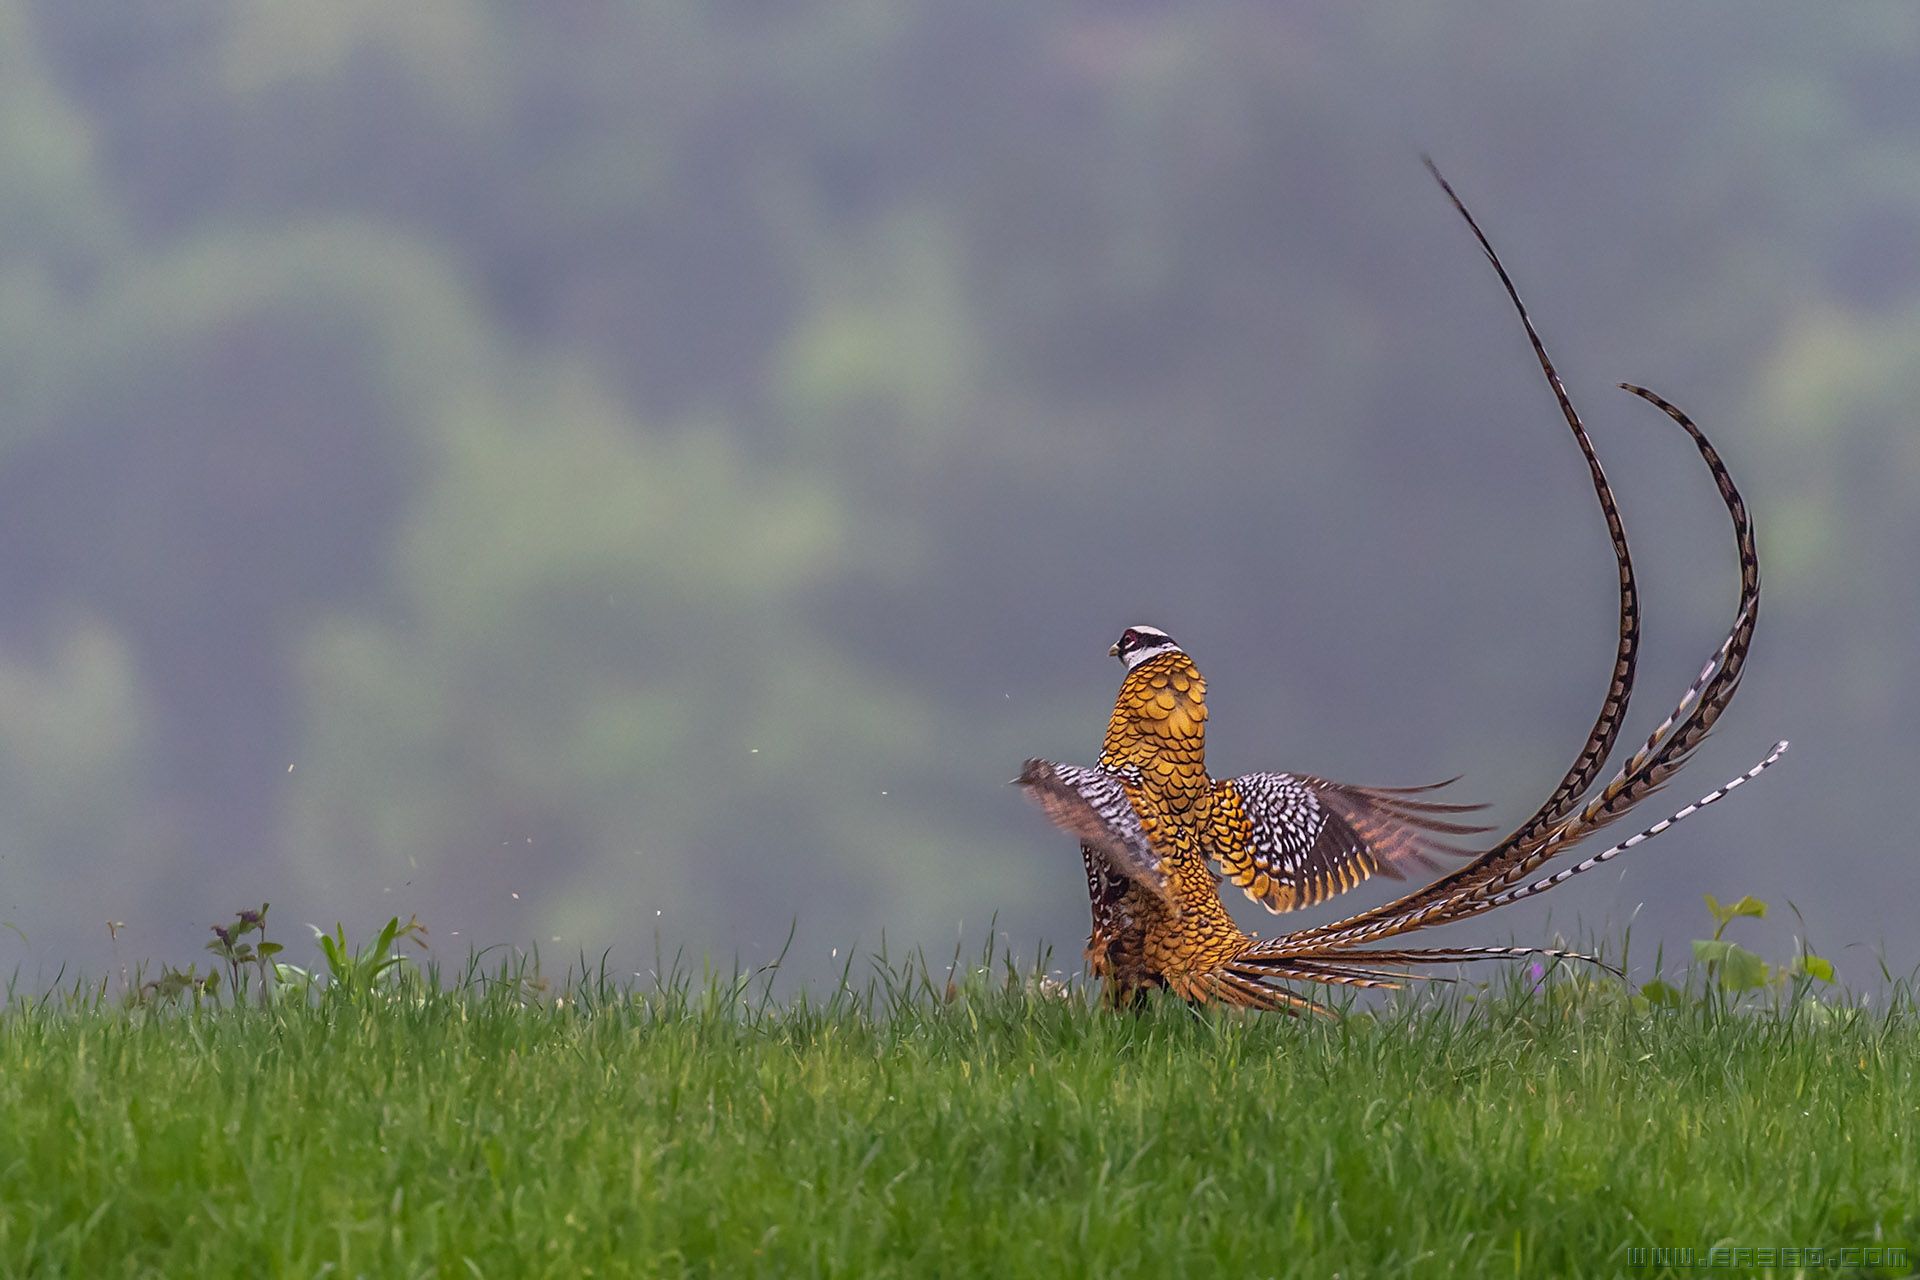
[1691,893,1773,992]
[1641,892,1834,1010]
[313,914,429,998]
[205,903,283,1006]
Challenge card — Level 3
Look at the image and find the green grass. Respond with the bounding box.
[2,952,1917,1279]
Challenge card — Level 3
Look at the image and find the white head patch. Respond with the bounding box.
[1114,624,1180,670]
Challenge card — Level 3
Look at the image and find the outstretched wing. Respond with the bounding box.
[1203,773,1486,914]
[1015,759,1177,914]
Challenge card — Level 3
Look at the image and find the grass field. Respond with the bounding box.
[2,941,1917,1279]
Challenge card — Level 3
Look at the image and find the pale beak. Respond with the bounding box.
[1108,642,1121,659]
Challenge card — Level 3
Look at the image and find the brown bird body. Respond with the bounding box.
[1035,633,1485,1009]
[1018,162,1785,1014]
[1084,645,1242,1000]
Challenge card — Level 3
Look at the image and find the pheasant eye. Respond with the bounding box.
[1121,630,1138,648]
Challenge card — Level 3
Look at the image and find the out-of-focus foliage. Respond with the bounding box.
[0,2,1914,980]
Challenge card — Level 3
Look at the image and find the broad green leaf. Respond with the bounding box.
[1792,953,1835,984]
[1639,978,1685,1008]
[1691,938,1733,964]
[1691,938,1772,989]
[1704,893,1768,928]
[1722,946,1771,991]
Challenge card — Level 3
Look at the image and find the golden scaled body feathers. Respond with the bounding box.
[1097,649,1210,818]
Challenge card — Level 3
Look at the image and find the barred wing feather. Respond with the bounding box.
[1204,773,1486,914]
[1015,759,1177,915]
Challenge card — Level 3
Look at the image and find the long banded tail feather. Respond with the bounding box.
[1200,970,1337,1017]
[1236,943,1614,978]
[1277,160,1642,943]
[1293,943,1611,968]
[1429,387,1764,914]
[1399,611,1758,933]
[1332,945,1617,976]
[1286,381,1761,952]
[1478,742,1788,911]
[1232,957,1436,987]
[1419,158,1643,852]
[1213,943,1613,1014]
[1466,607,1756,902]
[1509,385,1760,855]
[1599,628,1736,807]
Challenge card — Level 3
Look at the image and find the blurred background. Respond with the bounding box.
[1,3,1914,991]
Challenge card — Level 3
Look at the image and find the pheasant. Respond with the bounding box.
[1098,625,1484,915]
[1030,624,1487,1004]
[1018,162,1783,1013]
